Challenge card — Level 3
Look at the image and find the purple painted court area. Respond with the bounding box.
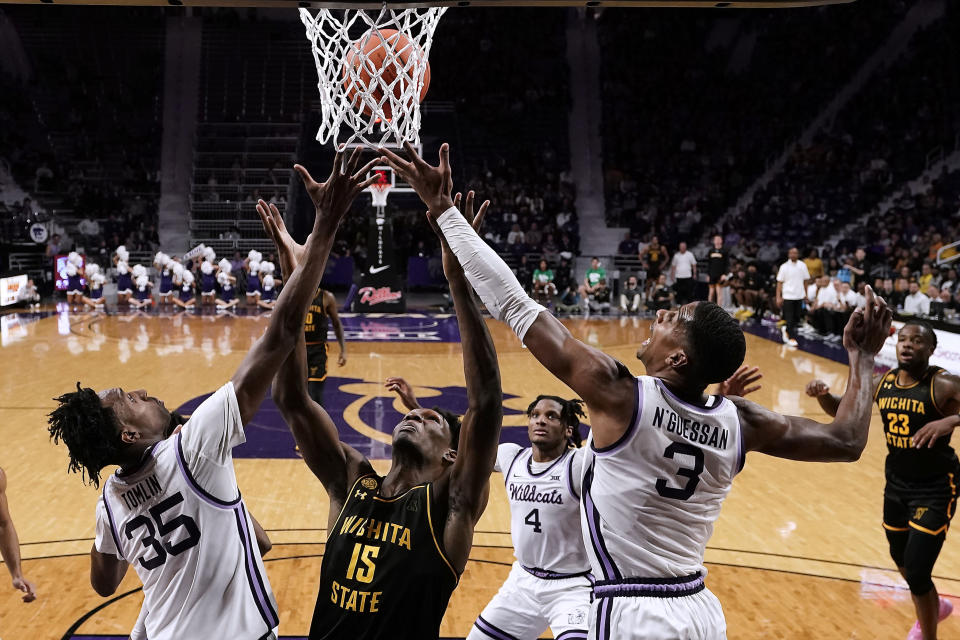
[176,377,557,460]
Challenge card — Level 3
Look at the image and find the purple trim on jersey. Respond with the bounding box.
[220,287,235,303]
[89,288,103,300]
[656,378,727,414]
[174,433,241,509]
[179,287,193,302]
[581,461,621,581]
[474,615,521,640]
[591,377,641,456]
[593,573,705,599]
[566,450,579,501]
[596,597,613,640]
[101,478,123,553]
[526,447,570,477]
[736,427,746,474]
[502,447,525,488]
[159,274,173,294]
[235,501,279,630]
[520,564,591,580]
[246,276,261,295]
[555,630,589,640]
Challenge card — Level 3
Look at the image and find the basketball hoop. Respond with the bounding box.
[369,182,393,210]
[300,5,446,149]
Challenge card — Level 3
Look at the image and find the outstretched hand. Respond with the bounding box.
[294,148,383,231]
[385,376,421,411]
[718,365,762,397]
[379,141,454,215]
[841,286,892,355]
[256,200,304,273]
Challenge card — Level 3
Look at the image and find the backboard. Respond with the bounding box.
[0,0,856,7]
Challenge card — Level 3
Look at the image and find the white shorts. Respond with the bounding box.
[468,562,591,640]
[590,587,726,640]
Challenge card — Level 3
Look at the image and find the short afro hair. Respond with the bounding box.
[526,395,587,447]
[47,383,125,487]
[432,406,462,450]
[901,319,937,350]
[684,302,746,385]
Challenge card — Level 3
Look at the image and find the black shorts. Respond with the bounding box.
[884,471,959,537]
[306,343,329,382]
[708,272,726,285]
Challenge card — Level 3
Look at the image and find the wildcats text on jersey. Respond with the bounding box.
[508,483,564,505]
[652,405,730,450]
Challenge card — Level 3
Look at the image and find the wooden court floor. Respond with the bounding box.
[0,308,957,639]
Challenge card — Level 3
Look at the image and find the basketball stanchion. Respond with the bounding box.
[299,5,446,149]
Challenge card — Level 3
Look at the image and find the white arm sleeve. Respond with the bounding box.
[437,206,545,341]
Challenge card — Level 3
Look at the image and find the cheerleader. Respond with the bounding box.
[172,267,196,309]
[199,247,217,307]
[64,252,85,308]
[256,261,281,310]
[113,245,133,306]
[245,249,263,308]
[155,252,174,307]
[131,266,153,309]
[82,263,106,309]
[216,258,239,310]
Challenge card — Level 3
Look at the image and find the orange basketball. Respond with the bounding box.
[343,28,431,120]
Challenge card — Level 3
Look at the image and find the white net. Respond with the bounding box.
[300,6,447,149]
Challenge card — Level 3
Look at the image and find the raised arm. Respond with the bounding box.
[912,372,960,448]
[264,198,373,509]
[231,150,379,425]
[380,143,635,449]
[741,287,892,462]
[0,469,35,602]
[426,190,502,570]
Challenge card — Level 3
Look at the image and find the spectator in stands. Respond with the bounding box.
[578,257,606,312]
[618,232,637,256]
[532,259,557,305]
[45,234,62,259]
[879,277,900,308]
[507,223,526,251]
[803,248,824,279]
[619,275,643,315]
[542,234,559,263]
[929,232,944,260]
[903,281,931,315]
[918,262,936,291]
[737,263,766,316]
[757,240,781,267]
[669,241,697,305]
[844,247,869,286]
[525,222,542,247]
[77,217,100,247]
[555,285,579,315]
[648,274,673,311]
[776,247,810,347]
[589,278,612,314]
[809,275,840,339]
[34,162,53,192]
[642,236,668,292]
[707,234,730,306]
[930,288,956,319]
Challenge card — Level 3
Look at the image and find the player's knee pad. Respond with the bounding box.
[885,529,907,567]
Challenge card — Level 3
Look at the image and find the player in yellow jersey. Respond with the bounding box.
[808,320,960,640]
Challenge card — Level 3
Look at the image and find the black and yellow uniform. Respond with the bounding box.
[310,474,459,639]
[876,366,960,594]
[305,288,330,404]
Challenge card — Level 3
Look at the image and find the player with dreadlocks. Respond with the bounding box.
[386,377,592,639]
[46,149,380,640]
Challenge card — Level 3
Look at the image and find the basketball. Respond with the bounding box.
[343,28,431,120]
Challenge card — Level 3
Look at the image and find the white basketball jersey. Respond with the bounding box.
[580,376,743,580]
[94,383,279,640]
[498,443,591,575]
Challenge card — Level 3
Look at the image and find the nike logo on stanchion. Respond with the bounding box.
[369,265,390,274]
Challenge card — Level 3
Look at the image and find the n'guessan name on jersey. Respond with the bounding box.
[652,405,731,449]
